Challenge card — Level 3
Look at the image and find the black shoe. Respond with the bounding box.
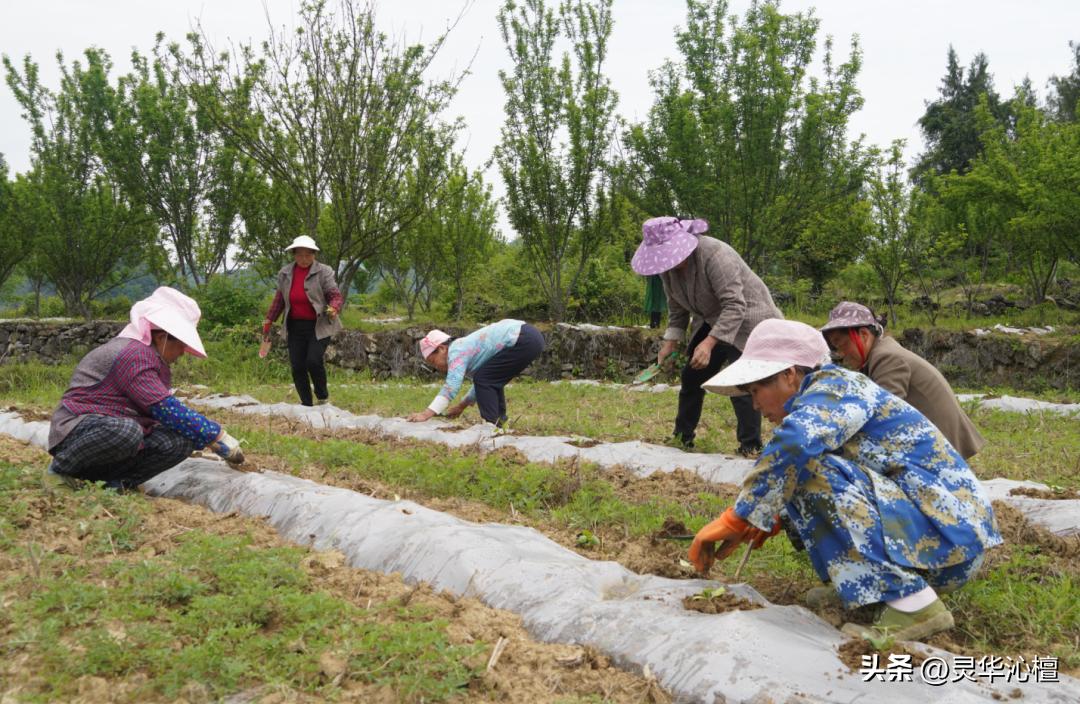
[671,433,694,450]
[736,443,763,458]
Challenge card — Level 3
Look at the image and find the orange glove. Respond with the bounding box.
[746,515,783,549]
[688,508,754,574]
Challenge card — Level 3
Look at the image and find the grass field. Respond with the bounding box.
[0,340,1077,698]
[0,438,669,703]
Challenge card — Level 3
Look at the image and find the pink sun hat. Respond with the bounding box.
[702,319,831,396]
[118,286,207,358]
[630,216,708,275]
[419,329,451,359]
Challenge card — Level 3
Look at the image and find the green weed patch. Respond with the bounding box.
[0,462,482,702]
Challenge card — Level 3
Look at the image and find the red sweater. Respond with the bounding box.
[288,265,317,320]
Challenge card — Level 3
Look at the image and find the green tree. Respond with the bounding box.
[177,0,462,303]
[913,47,1008,184]
[1048,41,1080,123]
[432,164,500,319]
[623,0,868,269]
[928,168,1008,316]
[236,173,305,283]
[947,97,1080,301]
[4,53,154,319]
[494,0,619,320]
[863,141,911,325]
[789,196,869,295]
[67,42,252,287]
[0,157,28,291]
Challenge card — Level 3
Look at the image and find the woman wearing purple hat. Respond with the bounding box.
[631,216,782,456]
[820,301,985,459]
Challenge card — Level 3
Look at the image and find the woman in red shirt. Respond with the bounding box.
[263,236,345,406]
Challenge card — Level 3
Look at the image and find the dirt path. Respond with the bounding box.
[0,436,670,704]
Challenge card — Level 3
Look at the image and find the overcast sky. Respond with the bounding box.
[2,0,1078,236]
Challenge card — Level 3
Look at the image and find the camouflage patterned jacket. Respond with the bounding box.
[734,365,1002,572]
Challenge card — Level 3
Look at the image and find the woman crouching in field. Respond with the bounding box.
[688,318,1001,642]
[407,319,545,430]
[44,287,244,492]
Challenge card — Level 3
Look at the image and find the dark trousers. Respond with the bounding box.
[472,324,545,425]
[649,311,662,328]
[674,324,762,449]
[50,414,193,490]
[287,318,330,406]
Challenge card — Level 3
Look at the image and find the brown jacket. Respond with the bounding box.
[660,236,782,350]
[274,261,344,341]
[865,335,986,459]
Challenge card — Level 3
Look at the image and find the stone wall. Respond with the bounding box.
[326,323,664,382]
[0,320,125,365]
[899,328,1077,391]
[2,319,1076,391]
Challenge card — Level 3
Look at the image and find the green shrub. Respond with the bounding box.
[192,275,268,328]
[90,295,132,321]
[570,248,643,323]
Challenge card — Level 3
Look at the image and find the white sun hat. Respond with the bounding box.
[118,286,207,358]
[703,319,830,396]
[284,235,320,252]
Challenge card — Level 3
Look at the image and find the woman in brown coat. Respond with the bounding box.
[820,301,986,459]
[263,235,344,407]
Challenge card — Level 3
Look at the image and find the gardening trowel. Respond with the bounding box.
[631,351,685,385]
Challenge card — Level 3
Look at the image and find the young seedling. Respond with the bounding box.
[691,586,727,601]
[576,530,600,548]
[865,628,897,653]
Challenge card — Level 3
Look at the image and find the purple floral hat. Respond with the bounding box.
[631,217,708,276]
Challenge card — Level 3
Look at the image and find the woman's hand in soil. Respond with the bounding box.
[407,409,436,423]
[688,508,752,573]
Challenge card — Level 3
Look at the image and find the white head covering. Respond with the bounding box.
[118,286,207,358]
[285,235,320,252]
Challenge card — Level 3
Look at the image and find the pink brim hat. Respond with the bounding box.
[118,286,207,358]
[420,329,451,359]
[630,217,707,275]
[703,319,830,396]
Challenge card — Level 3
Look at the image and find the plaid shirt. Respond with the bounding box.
[49,337,218,450]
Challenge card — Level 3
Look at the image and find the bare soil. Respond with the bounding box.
[0,436,671,704]
[681,591,762,614]
[836,639,926,673]
[7,402,1080,682]
[4,404,51,422]
[1009,486,1080,500]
